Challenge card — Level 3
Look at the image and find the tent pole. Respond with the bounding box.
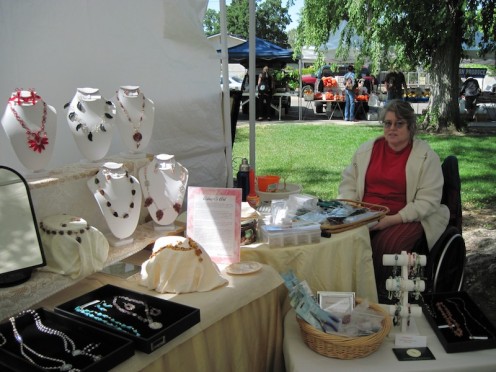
[299,58,302,121]
[248,0,256,170]
[219,0,233,187]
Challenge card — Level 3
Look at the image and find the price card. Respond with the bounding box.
[187,187,241,264]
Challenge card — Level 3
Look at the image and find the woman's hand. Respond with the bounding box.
[370,214,403,231]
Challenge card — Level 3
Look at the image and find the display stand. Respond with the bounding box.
[1,89,57,173]
[66,88,116,162]
[87,162,142,244]
[112,86,155,158]
[138,154,188,230]
[383,251,426,338]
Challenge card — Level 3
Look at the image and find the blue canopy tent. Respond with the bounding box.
[225,37,297,68]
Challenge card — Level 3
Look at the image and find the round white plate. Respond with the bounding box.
[226,261,263,275]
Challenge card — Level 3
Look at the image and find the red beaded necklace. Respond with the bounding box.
[115,90,146,149]
[142,163,186,222]
[8,88,41,105]
[8,89,49,153]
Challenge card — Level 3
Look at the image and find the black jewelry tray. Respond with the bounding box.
[54,284,201,354]
[421,291,496,353]
[0,308,134,372]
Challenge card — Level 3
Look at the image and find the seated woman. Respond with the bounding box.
[337,99,449,301]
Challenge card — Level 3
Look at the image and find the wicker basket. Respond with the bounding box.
[320,199,389,234]
[296,300,392,359]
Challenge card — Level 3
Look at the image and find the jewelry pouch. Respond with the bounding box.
[39,214,109,279]
[139,236,228,294]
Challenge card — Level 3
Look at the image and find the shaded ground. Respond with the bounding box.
[462,209,496,326]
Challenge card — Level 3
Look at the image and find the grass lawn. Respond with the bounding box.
[232,123,496,210]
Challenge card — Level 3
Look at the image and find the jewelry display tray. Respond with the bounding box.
[0,308,134,372]
[421,291,496,353]
[54,284,201,354]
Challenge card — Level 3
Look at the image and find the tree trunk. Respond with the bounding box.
[427,5,465,131]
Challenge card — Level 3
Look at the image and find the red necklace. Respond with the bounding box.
[8,88,41,105]
[8,96,49,153]
[115,90,146,149]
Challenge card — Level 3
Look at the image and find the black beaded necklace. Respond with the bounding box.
[93,171,137,219]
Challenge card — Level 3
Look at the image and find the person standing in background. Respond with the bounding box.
[257,66,274,121]
[385,70,407,101]
[459,76,481,120]
[343,65,356,121]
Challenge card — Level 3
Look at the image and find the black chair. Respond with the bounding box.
[414,155,466,294]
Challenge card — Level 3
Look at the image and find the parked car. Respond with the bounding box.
[220,75,243,91]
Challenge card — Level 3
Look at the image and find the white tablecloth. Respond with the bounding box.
[35,252,285,372]
[283,308,496,371]
[242,226,378,303]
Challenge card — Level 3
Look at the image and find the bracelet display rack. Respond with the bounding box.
[383,251,427,335]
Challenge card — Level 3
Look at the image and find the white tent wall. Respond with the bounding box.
[0,0,227,187]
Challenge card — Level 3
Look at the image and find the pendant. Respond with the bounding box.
[149,321,163,330]
[28,132,49,153]
[133,131,143,147]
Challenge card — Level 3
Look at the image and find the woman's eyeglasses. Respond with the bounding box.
[383,120,407,129]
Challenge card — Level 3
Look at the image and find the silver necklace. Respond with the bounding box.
[9,314,78,371]
[23,310,101,360]
[112,296,163,330]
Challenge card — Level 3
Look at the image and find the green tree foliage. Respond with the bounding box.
[294,0,496,131]
[204,8,220,36]
[204,0,294,47]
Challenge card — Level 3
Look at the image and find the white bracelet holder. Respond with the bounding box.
[383,251,426,334]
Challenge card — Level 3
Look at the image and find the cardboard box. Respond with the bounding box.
[421,291,496,353]
[0,308,134,371]
[55,284,200,354]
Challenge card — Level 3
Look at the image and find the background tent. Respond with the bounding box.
[225,37,296,68]
[0,0,227,188]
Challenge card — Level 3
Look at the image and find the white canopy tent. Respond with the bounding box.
[0,0,228,187]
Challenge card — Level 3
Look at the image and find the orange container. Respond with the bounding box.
[257,175,280,192]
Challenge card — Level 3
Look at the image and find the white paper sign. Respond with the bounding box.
[186,187,241,264]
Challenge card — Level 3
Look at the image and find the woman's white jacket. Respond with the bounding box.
[338,137,450,249]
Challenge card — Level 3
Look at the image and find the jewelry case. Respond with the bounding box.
[54,284,200,354]
[421,291,496,353]
[0,308,134,371]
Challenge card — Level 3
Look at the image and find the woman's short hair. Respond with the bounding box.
[379,99,417,138]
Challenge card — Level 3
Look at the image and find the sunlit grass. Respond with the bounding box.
[232,123,496,210]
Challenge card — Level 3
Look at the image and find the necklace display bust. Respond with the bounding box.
[87,162,142,245]
[1,89,56,173]
[112,86,155,157]
[66,88,115,162]
[138,154,188,229]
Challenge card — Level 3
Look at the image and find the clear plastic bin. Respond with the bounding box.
[260,223,321,248]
